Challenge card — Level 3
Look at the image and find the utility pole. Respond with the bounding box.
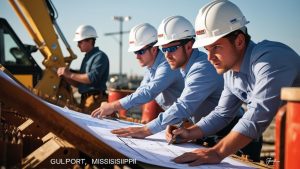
[104,16,131,78]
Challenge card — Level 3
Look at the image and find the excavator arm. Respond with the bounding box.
[8,0,78,106]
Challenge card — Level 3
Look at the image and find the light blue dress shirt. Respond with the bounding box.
[147,49,224,134]
[120,50,184,111]
[197,40,300,139]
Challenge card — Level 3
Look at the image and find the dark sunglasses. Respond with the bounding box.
[134,45,152,55]
[162,39,190,53]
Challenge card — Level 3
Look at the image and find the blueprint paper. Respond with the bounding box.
[47,103,255,169]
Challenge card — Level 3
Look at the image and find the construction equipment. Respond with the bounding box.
[0,0,83,168]
[1,0,78,107]
[275,87,300,169]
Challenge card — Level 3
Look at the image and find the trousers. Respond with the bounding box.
[80,91,107,114]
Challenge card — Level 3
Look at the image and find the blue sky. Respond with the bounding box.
[1,0,300,76]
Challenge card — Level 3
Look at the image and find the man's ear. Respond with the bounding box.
[150,46,158,55]
[185,40,193,52]
[153,46,158,52]
[235,34,246,50]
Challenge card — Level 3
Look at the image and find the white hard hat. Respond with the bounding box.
[128,23,157,52]
[193,0,249,48]
[73,25,98,42]
[154,16,195,46]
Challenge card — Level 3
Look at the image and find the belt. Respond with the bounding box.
[81,91,104,98]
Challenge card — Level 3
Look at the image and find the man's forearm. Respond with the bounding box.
[113,101,124,111]
[212,131,252,160]
[187,125,204,140]
[69,73,91,84]
[63,77,79,87]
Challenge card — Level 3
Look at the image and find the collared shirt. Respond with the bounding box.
[197,40,300,139]
[120,50,184,111]
[147,49,224,134]
[78,47,109,94]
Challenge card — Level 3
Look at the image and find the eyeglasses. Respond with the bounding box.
[134,45,152,55]
[162,39,190,53]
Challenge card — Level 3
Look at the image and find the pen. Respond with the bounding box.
[98,111,119,120]
[168,121,184,145]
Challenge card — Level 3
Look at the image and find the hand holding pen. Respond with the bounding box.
[166,121,190,145]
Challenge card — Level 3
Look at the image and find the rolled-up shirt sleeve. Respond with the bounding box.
[199,40,300,139]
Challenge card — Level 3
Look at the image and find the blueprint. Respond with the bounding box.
[48,102,255,169]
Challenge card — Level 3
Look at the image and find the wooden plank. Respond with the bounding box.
[0,72,126,159]
[281,87,300,101]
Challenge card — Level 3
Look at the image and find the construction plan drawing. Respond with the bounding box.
[48,102,255,169]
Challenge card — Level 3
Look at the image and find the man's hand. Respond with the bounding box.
[173,131,253,166]
[111,126,152,138]
[91,102,115,118]
[166,124,204,144]
[166,125,190,144]
[57,67,71,78]
[173,147,222,166]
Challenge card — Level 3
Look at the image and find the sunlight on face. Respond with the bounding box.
[135,47,155,68]
[204,38,241,74]
[162,41,188,70]
[78,39,93,53]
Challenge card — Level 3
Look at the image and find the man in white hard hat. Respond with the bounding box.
[91,23,184,121]
[57,25,109,113]
[169,0,300,165]
[111,16,225,140]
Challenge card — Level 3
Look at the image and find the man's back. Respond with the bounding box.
[201,40,300,139]
[78,47,109,94]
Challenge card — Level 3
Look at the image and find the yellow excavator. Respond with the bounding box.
[0,0,88,168]
[1,2,145,167]
[1,0,78,108]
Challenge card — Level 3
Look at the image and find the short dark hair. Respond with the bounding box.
[148,41,157,47]
[223,28,251,46]
[83,38,96,46]
[90,38,96,46]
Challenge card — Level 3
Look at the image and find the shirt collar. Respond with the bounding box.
[85,47,99,58]
[180,49,199,77]
[148,50,164,72]
[239,41,256,75]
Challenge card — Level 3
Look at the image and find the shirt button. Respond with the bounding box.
[241,92,247,99]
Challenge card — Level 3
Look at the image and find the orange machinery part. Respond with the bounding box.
[141,100,164,124]
[275,105,286,169]
[108,89,133,118]
[108,89,163,122]
[277,87,300,169]
[285,101,300,169]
